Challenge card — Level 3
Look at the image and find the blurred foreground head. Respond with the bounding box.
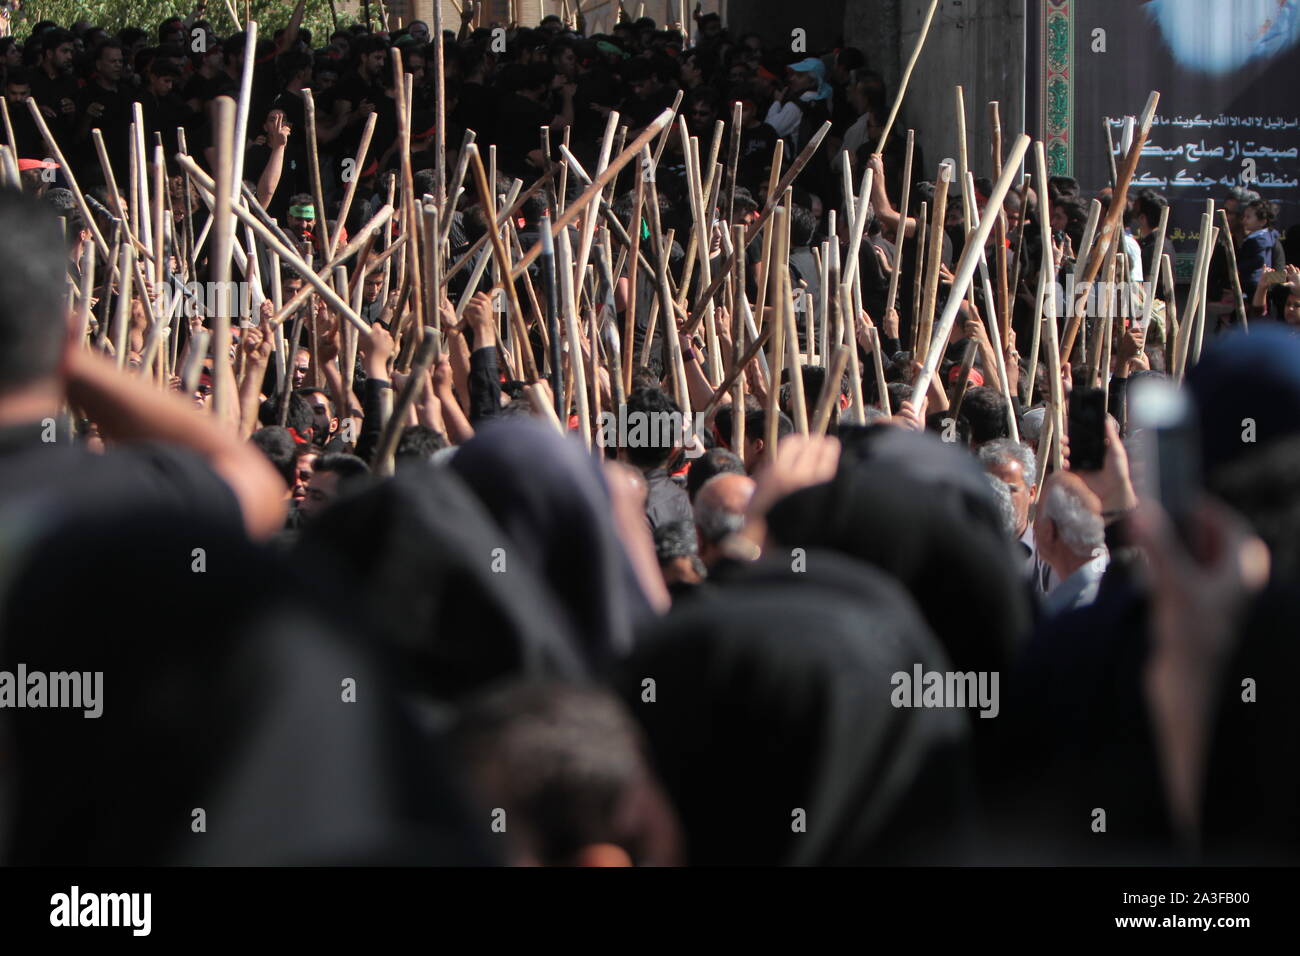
[447,682,683,866]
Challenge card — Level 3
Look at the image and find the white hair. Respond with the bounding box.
[979,438,1037,488]
[1041,480,1105,558]
[983,474,1019,539]
[1019,406,1045,443]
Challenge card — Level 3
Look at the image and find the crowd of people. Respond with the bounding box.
[0,5,1297,867]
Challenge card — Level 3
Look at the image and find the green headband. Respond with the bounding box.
[288,204,316,219]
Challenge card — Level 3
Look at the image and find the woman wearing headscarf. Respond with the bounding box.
[0,505,494,865]
[616,551,976,865]
[295,460,588,702]
[765,426,1032,676]
[449,419,660,671]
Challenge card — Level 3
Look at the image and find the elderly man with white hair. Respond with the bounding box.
[980,438,1050,593]
[1034,471,1109,616]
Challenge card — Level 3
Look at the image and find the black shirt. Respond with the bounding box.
[0,421,242,534]
[76,80,135,183]
[494,92,551,180]
[643,466,693,532]
[28,68,80,152]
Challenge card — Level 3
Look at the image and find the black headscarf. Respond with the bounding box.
[616,551,975,865]
[449,419,652,670]
[295,463,587,701]
[766,426,1031,674]
[0,506,494,865]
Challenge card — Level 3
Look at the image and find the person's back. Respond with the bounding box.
[0,190,284,541]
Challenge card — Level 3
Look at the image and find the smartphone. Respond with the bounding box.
[1068,386,1108,471]
[1129,378,1200,536]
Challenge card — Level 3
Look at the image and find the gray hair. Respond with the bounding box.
[983,474,1019,538]
[694,478,747,545]
[1041,480,1105,557]
[1019,406,1045,444]
[979,438,1037,487]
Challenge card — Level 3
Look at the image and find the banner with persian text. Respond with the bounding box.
[1028,0,1300,276]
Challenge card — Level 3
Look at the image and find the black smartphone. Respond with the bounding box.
[1068,386,1108,471]
[1129,378,1200,537]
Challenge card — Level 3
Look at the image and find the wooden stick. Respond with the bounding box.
[1031,140,1065,472]
[1190,226,1218,370]
[915,163,951,358]
[439,127,476,249]
[839,278,867,424]
[1216,207,1250,333]
[811,343,849,436]
[1007,176,1031,336]
[624,156,646,393]
[151,145,166,296]
[989,101,1011,348]
[765,209,787,462]
[868,326,890,415]
[1061,91,1159,360]
[302,88,332,260]
[111,243,135,366]
[1174,206,1215,380]
[1103,119,1119,189]
[875,0,940,158]
[883,129,914,319]
[444,173,546,281]
[955,86,972,234]
[270,205,394,325]
[27,99,109,258]
[467,144,538,380]
[0,97,15,159]
[433,0,447,206]
[949,339,979,418]
[373,328,440,475]
[962,169,1019,441]
[685,121,833,333]
[327,111,377,260]
[1138,202,1169,336]
[909,201,928,351]
[730,224,747,448]
[176,153,370,334]
[752,138,784,337]
[508,108,675,283]
[230,20,258,205]
[1160,253,1180,373]
[558,230,591,447]
[1022,266,1044,406]
[912,135,1031,405]
[783,268,808,434]
[725,99,742,227]
[209,97,237,421]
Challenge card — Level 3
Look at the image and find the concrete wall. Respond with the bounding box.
[845,0,1026,187]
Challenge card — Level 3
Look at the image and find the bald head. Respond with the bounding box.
[694,473,756,567]
[696,473,755,520]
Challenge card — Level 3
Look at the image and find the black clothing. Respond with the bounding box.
[1,506,495,864]
[643,466,692,531]
[617,550,975,865]
[449,418,652,669]
[0,420,240,529]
